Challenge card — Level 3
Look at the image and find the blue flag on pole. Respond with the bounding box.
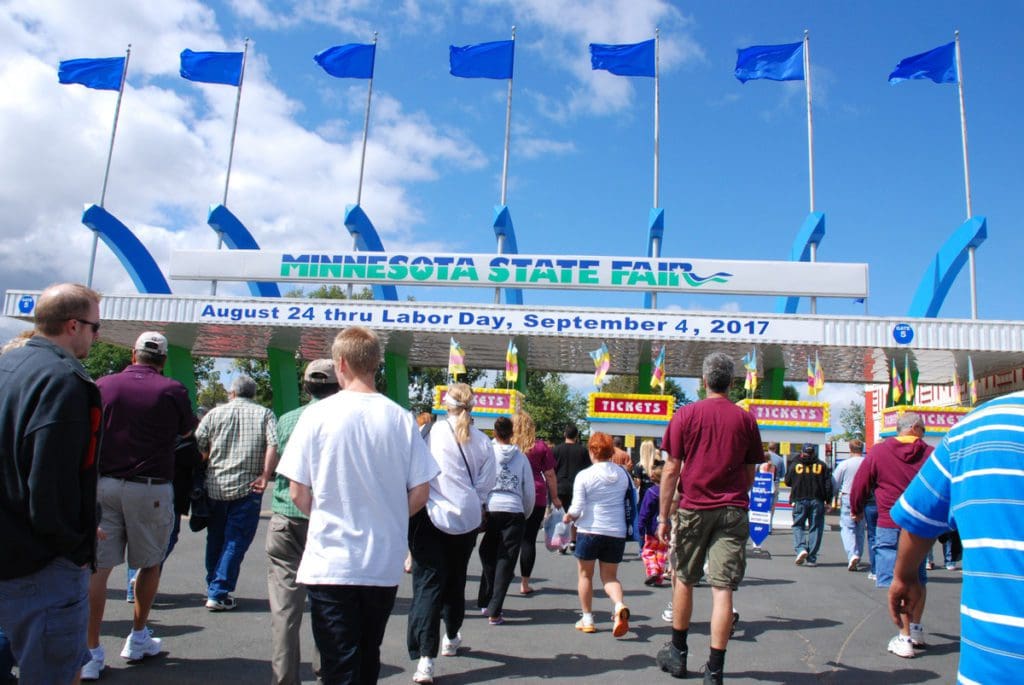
[180,49,244,86]
[734,42,804,82]
[449,40,514,79]
[58,57,126,91]
[888,42,957,84]
[314,43,375,79]
[589,39,655,77]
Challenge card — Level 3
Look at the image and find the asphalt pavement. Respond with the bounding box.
[83,506,962,684]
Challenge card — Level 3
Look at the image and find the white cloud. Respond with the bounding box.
[0,0,484,313]
[227,0,375,33]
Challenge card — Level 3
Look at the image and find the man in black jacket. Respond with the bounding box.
[785,443,834,567]
[0,283,103,684]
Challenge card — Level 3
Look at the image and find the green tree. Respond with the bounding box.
[83,342,132,379]
[835,401,866,441]
[519,371,588,442]
[197,369,229,409]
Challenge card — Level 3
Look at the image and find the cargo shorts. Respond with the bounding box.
[671,506,749,590]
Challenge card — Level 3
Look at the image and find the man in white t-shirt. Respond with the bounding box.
[277,326,439,684]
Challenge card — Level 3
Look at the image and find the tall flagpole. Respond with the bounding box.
[804,29,818,314]
[212,38,249,296]
[650,28,661,309]
[87,44,131,288]
[351,32,378,300]
[955,30,977,319]
[495,26,515,305]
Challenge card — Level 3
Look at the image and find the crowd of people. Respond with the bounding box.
[0,282,1019,685]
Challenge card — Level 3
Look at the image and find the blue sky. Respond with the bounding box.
[1,1,1021,408]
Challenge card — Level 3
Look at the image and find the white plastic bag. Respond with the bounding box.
[544,507,568,551]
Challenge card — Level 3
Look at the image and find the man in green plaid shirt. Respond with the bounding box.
[266,359,339,685]
[196,375,278,611]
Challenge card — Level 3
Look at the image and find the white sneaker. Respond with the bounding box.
[661,602,674,623]
[81,647,104,680]
[910,623,927,649]
[441,631,461,656]
[795,550,809,565]
[867,572,877,581]
[413,656,434,683]
[887,634,915,658]
[120,627,162,661]
[848,556,860,571]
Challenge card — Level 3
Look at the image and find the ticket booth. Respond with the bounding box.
[585,392,676,446]
[738,399,831,530]
[879,405,969,446]
[432,386,525,431]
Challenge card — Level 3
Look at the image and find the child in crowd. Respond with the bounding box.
[638,464,668,586]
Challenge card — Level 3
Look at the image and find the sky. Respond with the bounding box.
[2,0,1022,416]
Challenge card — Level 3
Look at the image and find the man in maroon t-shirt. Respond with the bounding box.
[84,332,197,679]
[656,352,762,684]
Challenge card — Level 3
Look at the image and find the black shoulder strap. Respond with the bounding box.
[447,420,475,488]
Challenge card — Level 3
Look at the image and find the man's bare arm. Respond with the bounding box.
[289,481,312,516]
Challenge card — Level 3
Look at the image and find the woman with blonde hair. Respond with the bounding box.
[563,432,632,637]
[407,384,497,684]
[513,411,560,595]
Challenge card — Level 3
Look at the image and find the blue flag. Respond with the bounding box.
[449,40,514,79]
[888,42,956,84]
[314,43,375,79]
[180,49,244,86]
[734,42,804,83]
[58,57,126,91]
[589,39,655,77]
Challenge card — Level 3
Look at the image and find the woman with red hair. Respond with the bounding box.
[563,431,631,637]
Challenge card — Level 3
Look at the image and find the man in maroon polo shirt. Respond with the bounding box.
[83,332,197,680]
[655,352,762,684]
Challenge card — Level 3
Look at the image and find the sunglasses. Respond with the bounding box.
[75,318,101,334]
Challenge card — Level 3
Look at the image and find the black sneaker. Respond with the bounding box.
[701,663,724,685]
[656,643,687,679]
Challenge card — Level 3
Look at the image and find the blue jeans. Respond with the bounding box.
[0,558,89,685]
[839,495,865,562]
[791,498,825,563]
[875,526,928,588]
[0,627,15,682]
[864,502,878,572]
[205,492,262,600]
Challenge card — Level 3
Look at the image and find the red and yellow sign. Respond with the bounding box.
[738,399,830,431]
[432,386,524,417]
[588,393,675,423]
[880,405,968,436]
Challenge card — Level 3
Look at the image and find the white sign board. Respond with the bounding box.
[170,250,869,299]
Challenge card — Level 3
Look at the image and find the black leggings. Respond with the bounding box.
[519,505,546,578]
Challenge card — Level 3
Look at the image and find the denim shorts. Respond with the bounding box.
[874,526,928,588]
[574,532,626,564]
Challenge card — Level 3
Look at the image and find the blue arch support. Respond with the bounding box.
[642,208,665,310]
[82,204,172,294]
[493,205,523,306]
[82,204,199,406]
[775,212,826,314]
[908,216,987,318]
[207,205,282,298]
[343,204,399,302]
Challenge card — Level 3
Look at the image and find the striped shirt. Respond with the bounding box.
[197,398,278,501]
[891,391,1024,685]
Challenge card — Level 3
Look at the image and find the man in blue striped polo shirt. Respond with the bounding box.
[888,390,1024,684]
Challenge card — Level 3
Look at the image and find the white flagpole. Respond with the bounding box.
[804,29,817,314]
[650,28,661,309]
[212,38,249,296]
[88,44,131,288]
[495,26,515,305]
[955,30,978,319]
[351,32,378,300]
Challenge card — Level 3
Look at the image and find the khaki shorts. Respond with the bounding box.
[671,507,749,590]
[97,476,175,569]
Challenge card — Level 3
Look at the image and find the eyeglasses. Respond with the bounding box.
[74,318,101,334]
